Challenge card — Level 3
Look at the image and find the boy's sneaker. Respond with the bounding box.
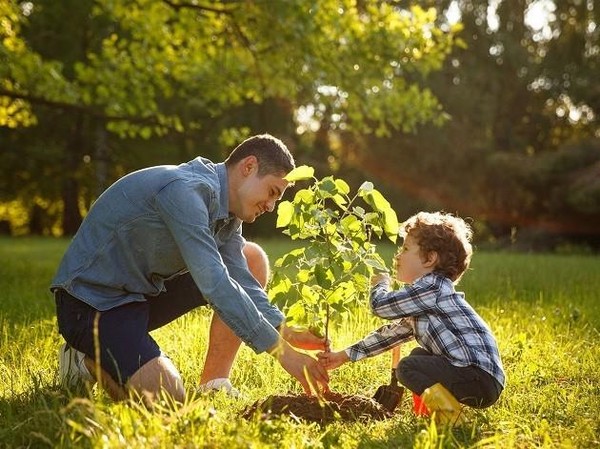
[199,378,241,398]
[59,343,94,389]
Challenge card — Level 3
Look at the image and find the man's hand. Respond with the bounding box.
[270,339,329,395]
[317,350,350,371]
[280,324,330,351]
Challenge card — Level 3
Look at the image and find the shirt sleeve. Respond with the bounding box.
[345,318,414,361]
[219,232,285,329]
[155,180,280,353]
[370,274,440,320]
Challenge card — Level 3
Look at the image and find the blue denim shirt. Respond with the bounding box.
[51,158,284,353]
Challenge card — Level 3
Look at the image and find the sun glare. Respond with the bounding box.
[445,0,555,38]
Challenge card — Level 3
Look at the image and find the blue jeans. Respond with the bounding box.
[55,273,207,385]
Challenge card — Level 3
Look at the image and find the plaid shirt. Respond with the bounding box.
[346,272,506,387]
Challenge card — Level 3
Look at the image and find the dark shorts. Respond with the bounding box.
[55,273,208,385]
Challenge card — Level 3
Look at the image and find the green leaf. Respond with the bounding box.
[334,178,350,195]
[318,177,337,194]
[364,256,388,272]
[286,301,307,325]
[340,215,361,233]
[315,264,332,289]
[358,181,374,194]
[275,247,305,268]
[363,188,391,213]
[294,188,314,204]
[332,194,348,207]
[352,206,366,218]
[268,276,292,300]
[284,165,314,182]
[308,324,324,339]
[276,201,294,228]
[297,269,310,283]
[383,209,399,243]
[301,285,319,304]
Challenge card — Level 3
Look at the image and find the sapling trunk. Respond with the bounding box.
[324,302,330,346]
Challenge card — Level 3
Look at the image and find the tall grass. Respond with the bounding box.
[0,237,598,448]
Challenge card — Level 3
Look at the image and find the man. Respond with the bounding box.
[52,133,329,403]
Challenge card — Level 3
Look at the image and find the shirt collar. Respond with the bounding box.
[215,162,235,222]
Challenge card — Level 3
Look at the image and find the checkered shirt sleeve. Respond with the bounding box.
[345,318,414,361]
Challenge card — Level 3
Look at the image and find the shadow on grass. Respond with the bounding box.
[0,382,497,449]
[0,384,98,449]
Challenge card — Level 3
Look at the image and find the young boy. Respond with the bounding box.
[318,211,505,424]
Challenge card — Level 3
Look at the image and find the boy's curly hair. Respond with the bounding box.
[400,211,473,283]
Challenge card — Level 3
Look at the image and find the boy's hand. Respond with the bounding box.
[317,350,350,370]
[371,272,391,286]
[280,324,331,351]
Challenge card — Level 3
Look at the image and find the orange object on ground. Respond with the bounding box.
[412,391,430,416]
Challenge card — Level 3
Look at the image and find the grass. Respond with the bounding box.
[0,236,599,448]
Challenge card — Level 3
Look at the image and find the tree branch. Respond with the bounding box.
[0,88,174,128]
[160,0,236,15]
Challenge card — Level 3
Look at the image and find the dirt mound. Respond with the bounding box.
[242,391,393,424]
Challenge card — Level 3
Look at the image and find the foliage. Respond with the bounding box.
[1,238,600,448]
[2,0,599,248]
[340,0,600,246]
[269,166,398,338]
[1,1,457,136]
[0,0,458,235]
[0,1,73,128]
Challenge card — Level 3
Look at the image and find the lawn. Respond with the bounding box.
[0,237,598,448]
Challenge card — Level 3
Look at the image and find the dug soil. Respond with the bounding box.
[242,391,393,424]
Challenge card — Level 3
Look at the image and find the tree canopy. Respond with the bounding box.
[1,0,457,234]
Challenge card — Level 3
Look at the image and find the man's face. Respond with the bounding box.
[235,170,289,223]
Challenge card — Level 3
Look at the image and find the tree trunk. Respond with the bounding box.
[95,123,109,197]
[61,113,85,235]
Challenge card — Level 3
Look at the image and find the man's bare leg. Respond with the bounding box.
[126,356,185,404]
[199,242,269,385]
[83,355,184,405]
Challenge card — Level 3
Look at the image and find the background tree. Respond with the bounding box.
[1,0,456,235]
[2,0,598,250]
[332,0,600,250]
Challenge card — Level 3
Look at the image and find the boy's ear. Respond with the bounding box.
[423,251,438,268]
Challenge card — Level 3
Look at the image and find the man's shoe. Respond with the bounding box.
[59,343,94,389]
[199,378,241,398]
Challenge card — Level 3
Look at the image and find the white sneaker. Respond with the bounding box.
[59,343,94,389]
[199,378,241,398]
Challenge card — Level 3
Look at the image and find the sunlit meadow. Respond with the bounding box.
[0,237,598,448]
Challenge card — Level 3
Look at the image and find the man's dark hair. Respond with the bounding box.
[225,134,295,177]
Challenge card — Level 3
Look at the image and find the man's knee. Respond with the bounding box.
[243,241,269,288]
[127,356,185,404]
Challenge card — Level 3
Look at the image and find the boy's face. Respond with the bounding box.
[394,234,432,283]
